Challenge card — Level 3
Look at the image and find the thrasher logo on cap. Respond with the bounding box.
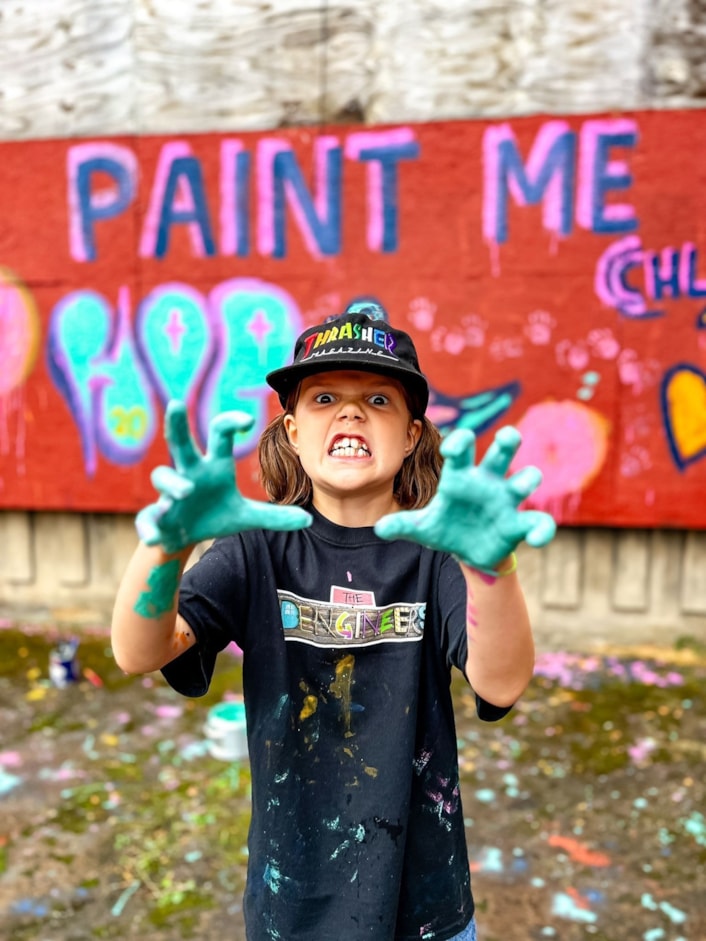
[301,322,398,360]
[266,304,430,416]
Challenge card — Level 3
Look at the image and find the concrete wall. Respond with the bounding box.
[2,512,706,650]
[3,0,706,643]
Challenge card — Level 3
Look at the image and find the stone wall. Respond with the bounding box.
[2,0,706,643]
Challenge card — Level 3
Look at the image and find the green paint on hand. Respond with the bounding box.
[374,426,556,569]
[134,559,181,618]
[136,400,312,553]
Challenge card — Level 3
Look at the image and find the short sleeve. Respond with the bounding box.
[437,553,513,723]
[436,554,469,673]
[475,695,512,722]
[160,537,248,698]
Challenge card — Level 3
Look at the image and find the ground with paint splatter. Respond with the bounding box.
[1,622,705,941]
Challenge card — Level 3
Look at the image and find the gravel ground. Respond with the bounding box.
[1,621,705,941]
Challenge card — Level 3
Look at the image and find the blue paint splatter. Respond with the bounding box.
[475,788,495,803]
[0,768,22,796]
[263,860,285,895]
[111,880,140,917]
[552,892,597,923]
[11,898,49,917]
[643,929,666,941]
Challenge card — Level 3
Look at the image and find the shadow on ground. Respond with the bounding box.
[0,621,705,941]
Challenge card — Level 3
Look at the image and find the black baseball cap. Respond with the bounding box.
[266,302,429,416]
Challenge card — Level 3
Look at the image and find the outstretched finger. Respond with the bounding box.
[239,499,312,532]
[507,465,542,502]
[165,401,201,473]
[151,465,196,501]
[440,429,476,471]
[135,499,170,546]
[479,425,521,478]
[374,507,427,542]
[207,410,256,459]
[522,510,557,547]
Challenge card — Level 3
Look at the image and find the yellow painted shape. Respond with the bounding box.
[299,695,318,721]
[667,370,706,460]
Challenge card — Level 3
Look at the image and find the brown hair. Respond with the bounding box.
[258,384,443,510]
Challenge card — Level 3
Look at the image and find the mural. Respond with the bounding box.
[1,111,705,526]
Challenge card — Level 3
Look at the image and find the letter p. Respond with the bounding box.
[68,143,138,262]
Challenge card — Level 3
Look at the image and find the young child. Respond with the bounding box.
[111,302,555,941]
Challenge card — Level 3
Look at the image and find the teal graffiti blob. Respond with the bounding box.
[47,289,113,476]
[48,286,156,471]
[47,279,304,478]
[92,286,157,464]
[136,282,212,409]
[199,278,302,456]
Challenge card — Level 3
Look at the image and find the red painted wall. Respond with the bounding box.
[1,111,705,526]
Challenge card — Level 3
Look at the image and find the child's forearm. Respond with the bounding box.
[111,541,194,674]
[460,560,535,708]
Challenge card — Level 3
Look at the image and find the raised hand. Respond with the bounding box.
[374,426,555,573]
[136,401,312,553]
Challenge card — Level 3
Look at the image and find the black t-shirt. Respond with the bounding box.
[162,507,510,941]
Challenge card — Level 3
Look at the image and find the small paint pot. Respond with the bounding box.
[49,639,80,688]
[204,700,248,762]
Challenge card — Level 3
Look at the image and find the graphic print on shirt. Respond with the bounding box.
[278,588,426,648]
[330,585,376,606]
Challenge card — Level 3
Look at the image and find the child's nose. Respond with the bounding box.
[337,398,364,420]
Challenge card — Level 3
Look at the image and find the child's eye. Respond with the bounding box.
[369,394,389,406]
[314,392,335,404]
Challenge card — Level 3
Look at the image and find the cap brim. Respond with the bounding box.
[266,359,429,414]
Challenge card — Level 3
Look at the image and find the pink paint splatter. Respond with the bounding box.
[0,270,40,396]
[628,737,657,764]
[0,751,22,768]
[153,704,183,720]
[511,400,609,521]
[42,764,88,782]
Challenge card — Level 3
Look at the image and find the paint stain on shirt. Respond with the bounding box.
[299,695,318,721]
[263,859,287,895]
[329,654,356,735]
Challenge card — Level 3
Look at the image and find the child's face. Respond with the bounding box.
[283,370,422,510]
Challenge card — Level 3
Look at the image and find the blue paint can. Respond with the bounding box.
[49,639,80,687]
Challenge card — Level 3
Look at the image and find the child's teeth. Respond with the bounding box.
[331,436,369,456]
[331,437,370,457]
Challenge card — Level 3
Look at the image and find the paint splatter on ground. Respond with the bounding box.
[0,624,705,940]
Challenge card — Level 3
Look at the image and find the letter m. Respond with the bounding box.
[483,121,576,245]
